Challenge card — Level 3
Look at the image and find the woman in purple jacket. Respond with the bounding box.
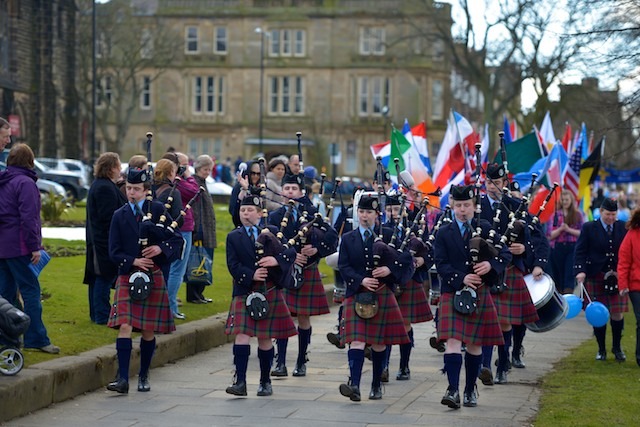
[0,144,59,354]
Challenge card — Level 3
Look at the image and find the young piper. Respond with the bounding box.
[106,168,183,394]
[268,174,337,378]
[225,194,298,396]
[337,195,413,401]
[433,184,511,408]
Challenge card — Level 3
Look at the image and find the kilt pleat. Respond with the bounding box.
[396,279,434,323]
[438,285,504,346]
[282,265,330,316]
[225,287,298,339]
[583,273,628,314]
[108,269,175,334]
[341,286,410,346]
[493,266,539,325]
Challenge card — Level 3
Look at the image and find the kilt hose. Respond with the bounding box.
[438,285,504,347]
[225,285,298,340]
[396,279,434,323]
[583,273,628,314]
[493,266,539,325]
[282,264,330,316]
[108,269,175,334]
[340,286,410,346]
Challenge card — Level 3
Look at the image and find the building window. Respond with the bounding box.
[359,27,385,55]
[140,75,151,110]
[97,75,112,107]
[357,76,390,116]
[188,137,214,159]
[214,26,227,54]
[185,26,199,54]
[269,76,305,115]
[96,32,109,58]
[432,38,445,61]
[345,140,357,175]
[431,79,443,120]
[140,28,153,59]
[269,29,306,57]
[193,75,225,115]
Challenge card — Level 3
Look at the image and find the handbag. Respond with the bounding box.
[186,242,213,286]
[354,291,378,319]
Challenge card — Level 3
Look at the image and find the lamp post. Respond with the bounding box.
[381,105,390,141]
[255,27,266,157]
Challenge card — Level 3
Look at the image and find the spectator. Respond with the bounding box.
[84,152,127,324]
[0,117,11,151]
[265,158,286,212]
[187,155,217,304]
[221,157,233,185]
[310,181,327,218]
[618,207,640,367]
[233,155,243,174]
[0,144,59,354]
[229,161,261,227]
[287,154,301,175]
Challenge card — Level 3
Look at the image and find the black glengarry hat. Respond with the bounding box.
[281,173,303,187]
[600,197,618,212]
[386,195,401,206]
[486,163,506,180]
[451,184,475,201]
[127,168,148,184]
[240,194,262,207]
[509,181,521,193]
[374,169,391,183]
[358,195,379,211]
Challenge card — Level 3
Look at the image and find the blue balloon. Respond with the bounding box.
[563,294,582,319]
[585,301,610,327]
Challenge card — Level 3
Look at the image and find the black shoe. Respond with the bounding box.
[381,367,389,383]
[495,357,512,371]
[137,375,150,392]
[271,363,288,377]
[199,296,213,303]
[257,381,273,396]
[430,336,446,352]
[187,298,207,304]
[613,349,626,362]
[107,378,129,394]
[495,370,508,384]
[369,386,383,400]
[463,388,478,407]
[396,367,410,381]
[478,367,494,386]
[440,386,460,409]
[226,380,247,396]
[339,383,361,402]
[595,350,607,361]
[326,332,345,349]
[292,363,306,377]
[512,355,525,369]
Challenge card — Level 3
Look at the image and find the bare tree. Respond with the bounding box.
[75,0,181,153]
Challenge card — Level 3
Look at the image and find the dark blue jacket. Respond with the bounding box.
[574,219,627,277]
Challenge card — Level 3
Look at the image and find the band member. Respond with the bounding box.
[337,195,412,401]
[575,197,628,361]
[268,174,337,377]
[479,164,547,384]
[434,184,511,409]
[382,195,434,382]
[224,195,298,397]
[106,168,183,394]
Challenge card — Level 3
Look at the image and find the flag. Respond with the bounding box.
[389,126,437,203]
[494,131,544,175]
[533,124,549,156]
[370,140,390,169]
[510,119,518,140]
[403,119,433,175]
[433,117,466,191]
[539,111,557,152]
[579,138,605,215]
[502,115,513,144]
[439,169,465,209]
[580,123,589,161]
[562,140,582,200]
[560,122,572,153]
[512,142,567,192]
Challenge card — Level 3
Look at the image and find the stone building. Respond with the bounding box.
[0,0,79,158]
[94,0,455,178]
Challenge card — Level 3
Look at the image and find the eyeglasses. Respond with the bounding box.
[250,172,261,176]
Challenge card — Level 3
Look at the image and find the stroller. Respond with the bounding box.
[0,296,31,375]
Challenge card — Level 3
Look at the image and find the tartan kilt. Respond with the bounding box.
[225,284,298,339]
[583,273,628,314]
[282,264,330,316]
[493,266,539,325]
[396,279,434,323]
[438,286,504,347]
[107,269,175,334]
[340,286,410,346]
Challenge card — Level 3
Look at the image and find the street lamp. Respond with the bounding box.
[381,105,390,140]
[255,27,266,157]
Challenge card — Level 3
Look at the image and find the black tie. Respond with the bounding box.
[606,224,612,237]
[463,223,472,240]
[249,226,256,244]
[134,204,143,222]
[364,229,372,243]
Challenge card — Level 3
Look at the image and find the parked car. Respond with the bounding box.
[120,163,232,196]
[37,157,91,187]
[0,161,67,200]
[32,158,89,202]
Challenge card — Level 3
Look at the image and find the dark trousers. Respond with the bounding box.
[629,291,640,362]
[89,275,115,324]
[549,243,577,292]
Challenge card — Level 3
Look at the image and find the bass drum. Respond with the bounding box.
[524,273,568,333]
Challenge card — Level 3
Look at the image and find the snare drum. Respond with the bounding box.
[524,273,568,333]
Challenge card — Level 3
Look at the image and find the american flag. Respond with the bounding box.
[563,141,582,200]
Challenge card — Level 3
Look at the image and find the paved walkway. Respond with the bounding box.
[5,305,592,427]
[41,227,86,241]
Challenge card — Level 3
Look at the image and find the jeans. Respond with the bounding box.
[167,231,192,315]
[0,255,52,348]
[550,243,577,292]
[628,291,640,361]
[89,275,115,324]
